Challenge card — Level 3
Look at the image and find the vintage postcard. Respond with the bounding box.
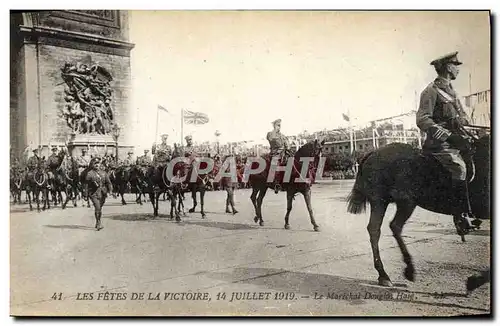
[9,10,491,316]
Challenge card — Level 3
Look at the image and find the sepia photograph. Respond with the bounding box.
[8,8,491,317]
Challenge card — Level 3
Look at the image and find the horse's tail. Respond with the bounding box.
[346,151,374,214]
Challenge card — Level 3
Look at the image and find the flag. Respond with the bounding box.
[183,110,210,125]
[158,105,169,113]
[342,113,350,122]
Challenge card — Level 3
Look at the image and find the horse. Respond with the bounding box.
[111,165,132,205]
[60,155,80,209]
[129,165,149,205]
[78,166,92,208]
[145,163,183,220]
[346,133,490,287]
[46,150,66,206]
[26,160,51,212]
[249,139,326,231]
[172,157,210,219]
[10,167,24,204]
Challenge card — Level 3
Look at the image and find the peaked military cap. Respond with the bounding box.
[90,157,101,165]
[430,51,463,66]
[185,135,193,140]
[128,150,134,154]
[161,134,168,138]
[272,119,282,125]
[51,146,58,151]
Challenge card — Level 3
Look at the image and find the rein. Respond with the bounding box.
[34,172,46,186]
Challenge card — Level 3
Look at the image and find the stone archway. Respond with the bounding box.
[10,10,135,162]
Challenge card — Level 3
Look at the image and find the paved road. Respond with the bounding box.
[10,180,490,316]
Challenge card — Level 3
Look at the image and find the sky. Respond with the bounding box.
[128,10,490,149]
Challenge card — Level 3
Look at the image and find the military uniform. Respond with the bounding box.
[27,153,41,170]
[121,153,135,167]
[416,52,471,181]
[46,149,61,181]
[84,158,112,230]
[153,134,173,165]
[416,51,479,229]
[136,152,152,166]
[153,142,172,164]
[266,119,290,193]
[267,120,289,157]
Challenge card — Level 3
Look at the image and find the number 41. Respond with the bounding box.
[51,292,63,300]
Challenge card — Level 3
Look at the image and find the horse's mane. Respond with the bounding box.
[294,140,317,158]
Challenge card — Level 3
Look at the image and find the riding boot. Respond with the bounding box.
[95,211,103,231]
[452,179,480,230]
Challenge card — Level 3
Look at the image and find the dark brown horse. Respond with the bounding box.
[249,139,326,231]
[61,154,80,209]
[346,133,490,287]
[26,160,51,212]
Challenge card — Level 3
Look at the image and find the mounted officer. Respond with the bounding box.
[83,157,112,231]
[136,149,152,166]
[416,51,480,229]
[26,148,42,180]
[183,135,196,159]
[121,150,135,168]
[46,146,61,184]
[77,148,91,173]
[266,119,290,193]
[152,134,173,165]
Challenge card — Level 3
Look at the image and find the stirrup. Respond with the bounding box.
[274,183,281,193]
[460,213,479,230]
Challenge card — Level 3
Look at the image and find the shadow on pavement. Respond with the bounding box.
[10,207,33,214]
[414,228,490,237]
[184,220,257,231]
[203,267,489,313]
[44,224,96,231]
[105,213,174,221]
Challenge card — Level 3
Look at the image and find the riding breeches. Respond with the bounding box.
[431,149,467,181]
[90,194,106,214]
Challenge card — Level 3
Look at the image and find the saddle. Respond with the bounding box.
[420,150,475,184]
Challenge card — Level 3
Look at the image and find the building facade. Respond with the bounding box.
[463,89,491,127]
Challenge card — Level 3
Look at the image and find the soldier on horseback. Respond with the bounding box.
[416,51,480,229]
[183,135,196,159]
[77,148,91,173]
[267,119,290,193]
[121,150,135,168]
[136,149,152,166]
[152,134,172,164]
[26,148,42,178]
[46,146,60,181]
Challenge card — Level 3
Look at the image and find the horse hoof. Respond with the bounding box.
[378,278,393,287]
[404,266,415,282]
[259,221,264,226]
[226,209,232,214]
[313,225,320,232]
[232,210,238,215]
[201,214,206,219]
[284,224,290,230]
[122,202,127,205]
[254,216,259,223]
[189,208,195,213]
